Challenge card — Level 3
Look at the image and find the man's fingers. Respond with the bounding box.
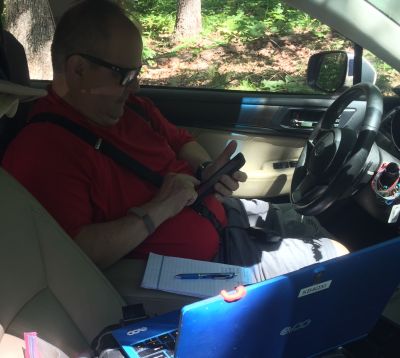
[214,181,233,197]
[213,140,237,168]
[213,170,246,198]
[218,174,239,192]
[168,173,200,187]
[233,170,247,182]
[185,190,198,206]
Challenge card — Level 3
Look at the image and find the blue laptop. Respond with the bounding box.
[112,237,400,358]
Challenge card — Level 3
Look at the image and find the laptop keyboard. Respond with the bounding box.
[132,329,178,358]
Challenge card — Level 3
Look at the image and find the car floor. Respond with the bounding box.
[342,317,400,358]
[317,199,399,252]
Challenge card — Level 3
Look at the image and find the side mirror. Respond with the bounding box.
[307,51,378,93]
[307,51,348,93]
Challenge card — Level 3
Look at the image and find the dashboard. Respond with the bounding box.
[377,106,400,159]
[354,105,400,225]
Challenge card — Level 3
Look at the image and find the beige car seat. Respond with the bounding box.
[0,26,196,357]
[0,27,128,357]
[0,168,125,357]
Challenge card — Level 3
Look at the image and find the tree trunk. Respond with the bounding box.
[4,0,54,79]
[174,0,202,42]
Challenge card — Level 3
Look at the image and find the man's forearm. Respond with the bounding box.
[178,141,211,172]
[74,201,169,269]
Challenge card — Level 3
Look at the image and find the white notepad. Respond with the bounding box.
[141,253,258,298]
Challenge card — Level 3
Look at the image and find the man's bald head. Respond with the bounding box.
[51,0,141,74]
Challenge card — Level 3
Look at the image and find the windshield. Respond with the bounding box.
[366,0,400,25]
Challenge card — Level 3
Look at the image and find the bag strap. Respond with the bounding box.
[29,109,224,233]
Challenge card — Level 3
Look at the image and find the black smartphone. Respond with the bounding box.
[194,152,246,204]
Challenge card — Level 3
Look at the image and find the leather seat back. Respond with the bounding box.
[0,168,125,356]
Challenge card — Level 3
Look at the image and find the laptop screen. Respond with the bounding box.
[113,237,400,358]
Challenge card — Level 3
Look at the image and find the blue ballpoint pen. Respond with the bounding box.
[175,272,236,279]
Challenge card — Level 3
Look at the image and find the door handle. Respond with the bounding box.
[291,119,316,128]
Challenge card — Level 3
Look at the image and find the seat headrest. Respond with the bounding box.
[0,29,46,106]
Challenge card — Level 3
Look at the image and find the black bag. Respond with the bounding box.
[215,197,282,266]
[215,199,332,266]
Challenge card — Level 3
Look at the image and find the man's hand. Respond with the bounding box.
[149,173,199,218]
[201,140,247,199]
[76,173,198,269]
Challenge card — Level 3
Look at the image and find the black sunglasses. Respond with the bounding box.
[76,53,142,86]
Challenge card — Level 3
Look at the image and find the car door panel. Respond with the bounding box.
[184,127,304,198]
[140,87,348,199]
[143,87,334,131]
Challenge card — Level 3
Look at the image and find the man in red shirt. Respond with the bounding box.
[3,0,347,273]
[3,0,247,269]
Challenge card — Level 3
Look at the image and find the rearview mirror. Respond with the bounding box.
[307,51,348,93]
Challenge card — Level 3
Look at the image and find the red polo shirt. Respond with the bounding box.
[3,89,226,260]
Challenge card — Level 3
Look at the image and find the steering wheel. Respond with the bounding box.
[290,83,383,216]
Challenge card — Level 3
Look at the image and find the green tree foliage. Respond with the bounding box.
[126,0,398,94]
[131,0,329,39]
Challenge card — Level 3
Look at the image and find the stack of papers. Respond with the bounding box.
[141,253,258,298]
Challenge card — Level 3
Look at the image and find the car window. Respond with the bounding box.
[366,0,400,25]
[4,0,400,96]
[364,50,400,96]
[130,0,351,94]
[3,0,55,80]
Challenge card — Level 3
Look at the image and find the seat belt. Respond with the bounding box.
[30,112,163,187]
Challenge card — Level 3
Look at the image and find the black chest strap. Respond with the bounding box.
[30,112,163,187]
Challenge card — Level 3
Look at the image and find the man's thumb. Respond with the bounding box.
[214,140,237,167]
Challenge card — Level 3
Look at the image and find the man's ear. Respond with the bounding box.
[65,55,86,82]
